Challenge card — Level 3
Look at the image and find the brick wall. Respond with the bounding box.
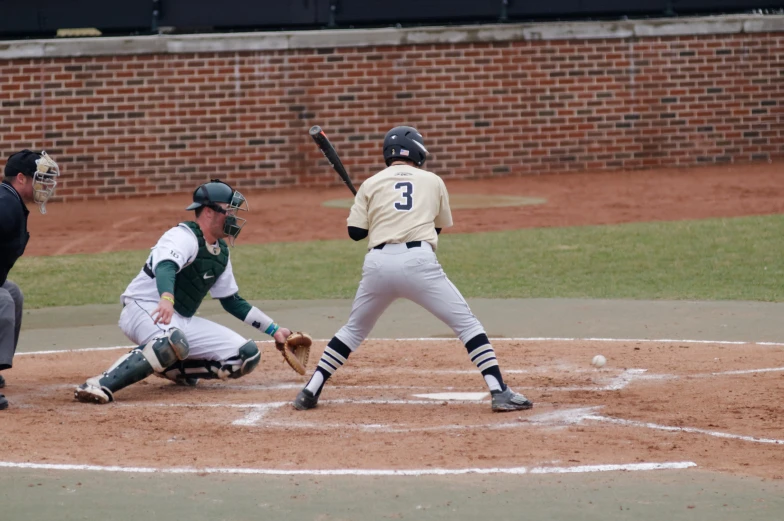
[0,25,782,200]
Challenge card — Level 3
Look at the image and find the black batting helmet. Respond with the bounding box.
[382,126,428,167]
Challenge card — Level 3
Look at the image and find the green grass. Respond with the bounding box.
[12,215,784,308]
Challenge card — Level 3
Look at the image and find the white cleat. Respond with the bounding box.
[74,378,113,404]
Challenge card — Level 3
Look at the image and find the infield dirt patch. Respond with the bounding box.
[2,339,782,478]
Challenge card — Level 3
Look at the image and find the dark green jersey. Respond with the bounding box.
[171,221,230,317]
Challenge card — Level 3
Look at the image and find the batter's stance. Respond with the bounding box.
[294,126,533,412]
[75,179,294,403]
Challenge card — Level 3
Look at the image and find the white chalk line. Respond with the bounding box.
[587,415,784,445]
[16,340,784,443]
[18,345,136,356]
[413,392,488,400]
[47,382,486,393]
[0,460,697,477]
[231,404,278,426]
[16,335,784,357]
[206,369,653,392]
[253,405,590,433]
[199,383,450,391]
[371,337,784,347]
[121,400,488,409]
[249,420,533,433]
[24,363,784,400]
[21,339,780,395]
[229,398,513,431]
[116,400,784,445]
[247,403,784,442]
[120,402,287,409]
[711,367,784,376]
[119,400,552,431]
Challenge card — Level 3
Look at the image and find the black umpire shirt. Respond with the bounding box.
[0,181,30,286]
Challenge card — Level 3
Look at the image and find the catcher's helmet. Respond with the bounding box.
[186,179,249,243]
[382,126,428,167]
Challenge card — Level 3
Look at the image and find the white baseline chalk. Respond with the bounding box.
[0,460,696,476]
[16,336,784,357]
[588,415,784,445]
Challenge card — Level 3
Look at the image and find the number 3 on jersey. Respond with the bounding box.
[394,181,414,211]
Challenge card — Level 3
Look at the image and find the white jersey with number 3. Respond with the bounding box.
[347,165,453,250]
[335,163,485,352]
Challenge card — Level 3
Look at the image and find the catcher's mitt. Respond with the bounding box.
[276,331,312,375]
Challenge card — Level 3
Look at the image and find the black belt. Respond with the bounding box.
[373,241,422,250]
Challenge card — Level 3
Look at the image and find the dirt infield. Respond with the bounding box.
[4,162,784,494]
[3,338,783,479]
[25,161,784,256]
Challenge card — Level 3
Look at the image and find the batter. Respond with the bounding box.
[294,126,533,412]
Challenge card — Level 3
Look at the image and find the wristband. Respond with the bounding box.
[162,295,175,305]
[265,322,280,336]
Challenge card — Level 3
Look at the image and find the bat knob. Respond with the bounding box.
[309,125,322,136]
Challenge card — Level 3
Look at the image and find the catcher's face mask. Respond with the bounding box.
[207,190,248,246]
[30,152,60,214]
[221,190,248,245]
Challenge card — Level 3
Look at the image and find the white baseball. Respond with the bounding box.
[591,355,607,368]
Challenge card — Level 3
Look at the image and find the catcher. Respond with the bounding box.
[74,179,311,404]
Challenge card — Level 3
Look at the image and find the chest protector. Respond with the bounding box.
[173,222,229,318]
[0,185,30,285]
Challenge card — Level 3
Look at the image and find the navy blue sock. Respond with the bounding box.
[305,336,352,397]
[465,333,506,392]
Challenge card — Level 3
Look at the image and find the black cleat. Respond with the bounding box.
[176,376,200,387]
[293,388,319,410]
[0,393,7,410]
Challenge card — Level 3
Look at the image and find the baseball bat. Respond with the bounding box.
[309,125,357,195]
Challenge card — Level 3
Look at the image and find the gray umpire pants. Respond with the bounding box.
[0,280,24,370]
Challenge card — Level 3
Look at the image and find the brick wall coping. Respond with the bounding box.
[1,14,783,60]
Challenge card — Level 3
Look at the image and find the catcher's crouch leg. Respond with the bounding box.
[74,328,190,404]
[156,339,261,383]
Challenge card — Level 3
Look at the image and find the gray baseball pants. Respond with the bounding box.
[0,280,24,370]
[335,242,485,351]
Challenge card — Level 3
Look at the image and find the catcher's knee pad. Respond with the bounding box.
[219,340,260,380]
[141,328,190,372]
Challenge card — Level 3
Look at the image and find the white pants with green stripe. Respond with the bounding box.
[335,242,485,351]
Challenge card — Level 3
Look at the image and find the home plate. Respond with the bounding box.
[413,392,489,401]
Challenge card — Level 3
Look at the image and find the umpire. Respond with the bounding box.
[0,149,60,410]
